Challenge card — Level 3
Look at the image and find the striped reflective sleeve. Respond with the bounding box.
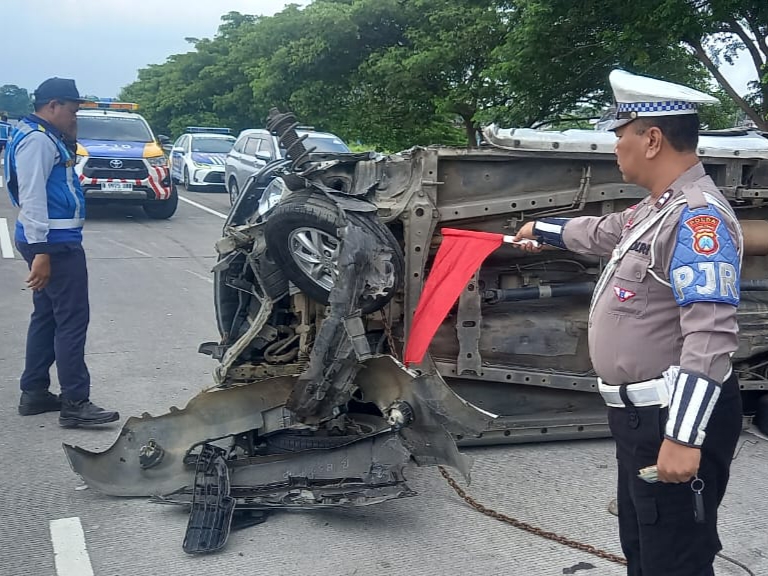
[533,218,569,249]
[664,369,721,447]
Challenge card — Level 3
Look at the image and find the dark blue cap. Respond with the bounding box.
[33,77,86,105]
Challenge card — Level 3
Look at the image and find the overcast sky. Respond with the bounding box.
[0,0,758,99]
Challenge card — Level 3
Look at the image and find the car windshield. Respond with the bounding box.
[192,137,236,153]
[77,116,153,142]
[280,134,350,155]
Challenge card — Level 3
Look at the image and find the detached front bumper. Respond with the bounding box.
[62,356,479,499]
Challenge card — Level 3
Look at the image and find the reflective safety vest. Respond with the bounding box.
[5,117,85,246]
[0,121,11,141]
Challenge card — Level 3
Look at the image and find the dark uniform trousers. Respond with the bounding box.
[16,242,91,402]
[608,372,742,576]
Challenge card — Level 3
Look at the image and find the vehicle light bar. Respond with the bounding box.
[186,126,232,134]
[80,99,139,111]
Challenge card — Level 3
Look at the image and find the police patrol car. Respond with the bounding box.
[75,100,177,219]
[169,127,235,192]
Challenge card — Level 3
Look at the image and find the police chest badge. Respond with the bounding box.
[613,286,636,302]
[685,214,720,255]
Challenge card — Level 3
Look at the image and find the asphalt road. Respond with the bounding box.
[0,179,766,576]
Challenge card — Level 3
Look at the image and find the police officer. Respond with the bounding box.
[514,70,743,576]
[4,77,119,428]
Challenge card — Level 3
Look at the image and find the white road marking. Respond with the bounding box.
[49,517,95,576]
[185,268,214,284]
[0,217,14,258]
[178,195,228,219]
[102,236,153,257]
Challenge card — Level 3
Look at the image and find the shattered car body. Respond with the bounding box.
[64,110,768,552]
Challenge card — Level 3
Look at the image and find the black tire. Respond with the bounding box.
[183,166,197,192]
[756,393,768,436]
[144,185,178,219]
[228,178,239,206]
[264,191,403,314]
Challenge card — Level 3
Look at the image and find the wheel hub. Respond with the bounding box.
[288,227,340,291]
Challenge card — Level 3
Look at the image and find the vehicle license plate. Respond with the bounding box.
[101,182,134,192]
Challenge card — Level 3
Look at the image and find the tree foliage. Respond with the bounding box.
[120,0,767,150]
[0,85,33,118]
[651,0,767,129]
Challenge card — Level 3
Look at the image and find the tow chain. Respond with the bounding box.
[380,307,627,566]
[438,466,628,567]
[441,462,754,575]
[380,309,400,358]
[379,319,753,574]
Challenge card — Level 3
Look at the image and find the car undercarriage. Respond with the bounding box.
[64,110,768,553]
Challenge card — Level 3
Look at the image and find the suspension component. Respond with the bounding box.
[266,108,316,171]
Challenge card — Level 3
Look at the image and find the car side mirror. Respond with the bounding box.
[157,135,170,145]
[172,147,185,154]
[254,151,272,162]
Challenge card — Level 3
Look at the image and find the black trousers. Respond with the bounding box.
[608,372,742,576]
[17,242,91,402]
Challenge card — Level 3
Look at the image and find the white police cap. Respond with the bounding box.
[603,69,719,131]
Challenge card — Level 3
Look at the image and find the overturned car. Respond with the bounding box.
[64,109,768,552]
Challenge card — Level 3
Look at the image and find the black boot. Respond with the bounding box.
[19,390,62,416]
[59,399,120,428]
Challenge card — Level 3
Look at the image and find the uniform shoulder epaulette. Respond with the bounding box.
[680,183,708,210]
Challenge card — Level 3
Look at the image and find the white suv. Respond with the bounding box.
[224,128,349,204]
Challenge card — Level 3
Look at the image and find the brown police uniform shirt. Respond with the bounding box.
[562,163,741,385]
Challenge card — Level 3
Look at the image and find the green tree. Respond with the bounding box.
[353,0,509,146]
[119,0,766,153]
[0,85,33,118]
[120,11,259,137]
[240,0,457,150]
[491,0,766,130]
[658,0,767,130]
[488,1,710,128]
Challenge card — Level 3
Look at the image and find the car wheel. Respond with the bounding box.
[183,166,195,192]
[143,185,179,219]
[264,192,403,314]
[228,178,239,206]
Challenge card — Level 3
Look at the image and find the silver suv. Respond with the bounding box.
[224,127,350,204]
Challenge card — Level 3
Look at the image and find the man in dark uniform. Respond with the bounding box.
[4,78,119,428]
[513,69,743,575]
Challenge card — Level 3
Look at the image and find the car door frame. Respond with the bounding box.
[234,136,264,191]
[170,135,188,182]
